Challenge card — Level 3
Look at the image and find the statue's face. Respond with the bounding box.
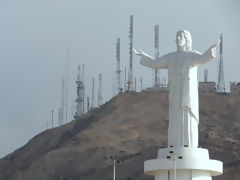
[176,32,186,48]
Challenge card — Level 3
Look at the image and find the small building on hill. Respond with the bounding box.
[230,82,240,95]
[198,82,216,92]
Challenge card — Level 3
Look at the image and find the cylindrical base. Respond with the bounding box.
[144,147,223,180]
[154,170,212,180]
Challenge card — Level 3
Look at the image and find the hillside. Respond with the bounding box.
[0,91,240,180]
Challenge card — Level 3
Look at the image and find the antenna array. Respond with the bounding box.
[116,38,121,94]
[217,34,225,92]
[128,15,134,91]
[154,25,160,86]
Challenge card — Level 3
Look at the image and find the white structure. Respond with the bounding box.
[134,30,223,180]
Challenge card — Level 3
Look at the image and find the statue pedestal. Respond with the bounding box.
[144,147,223,180]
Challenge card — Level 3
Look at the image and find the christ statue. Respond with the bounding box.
[133,30,219,148]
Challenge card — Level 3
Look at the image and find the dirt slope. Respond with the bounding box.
[0,91,239,180]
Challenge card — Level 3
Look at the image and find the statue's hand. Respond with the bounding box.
[215,39,221,47]
[132,48,143,56]
[212,39,221,48]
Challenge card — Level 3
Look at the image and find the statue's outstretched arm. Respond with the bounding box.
[133,48,168,69]
[191,40,220,66]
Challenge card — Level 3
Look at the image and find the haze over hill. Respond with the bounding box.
[0,91,239,180]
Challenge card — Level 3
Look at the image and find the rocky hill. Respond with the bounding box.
[0,91,240,180]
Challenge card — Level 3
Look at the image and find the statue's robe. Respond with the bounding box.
[140,47,216,147]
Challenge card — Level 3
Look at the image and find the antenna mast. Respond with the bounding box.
[116,38,121,94]
[98,73,103,106]
[217,33,225,92]
[65,48,70,123]
[87,97,90,112]
[128,15,134,91]
[154,25,160,86]
[75,65,84,117]
[91,78,95,108]
[124,66,127,92]
[58,78,65,126]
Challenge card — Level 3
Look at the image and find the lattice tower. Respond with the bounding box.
[128,15,133,91]
[217,33,225,92]
[98,73,103,106]
[116,38,121,94]
[75,65,84,117]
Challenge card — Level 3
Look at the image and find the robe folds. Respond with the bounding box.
[140,47,216,147]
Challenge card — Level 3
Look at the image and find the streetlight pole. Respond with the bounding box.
[110,156,121,180]
[113,160,116,180]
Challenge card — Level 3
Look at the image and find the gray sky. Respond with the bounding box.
[0,0,239,158]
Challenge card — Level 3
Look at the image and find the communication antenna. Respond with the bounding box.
[217,33,225,92]
[124,66,127,92]
[116,38,121,94]
[87,96,90,112]
[154,25,160,87]
[134,77,136,92]
[65,48,70,123]
[82,64,85,113]
[98,73,103,106]
[58,78,65,126]
[91,78,95,108]
[128,15,134,91]
[75,65,84,117]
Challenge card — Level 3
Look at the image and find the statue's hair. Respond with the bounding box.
[176,30,192,51]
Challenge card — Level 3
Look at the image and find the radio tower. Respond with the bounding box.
[217,33,225,92]
[98,73,103,106]
[124,66,127,92]
[128,15,133,91]
[116,38,121,94]
[91,78,95,108]
[75,65,84,117]
[87,97,90,112]
[65,48,70,123]
[58,78,65,126]
[154,25,160,86]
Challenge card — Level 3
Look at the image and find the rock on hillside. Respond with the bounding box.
[0,91,239,180]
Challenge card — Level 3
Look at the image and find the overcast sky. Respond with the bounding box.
[0,0,239,158]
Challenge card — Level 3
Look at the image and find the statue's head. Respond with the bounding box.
[176,30,192,52]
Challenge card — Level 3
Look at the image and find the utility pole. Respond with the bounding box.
[140,77,143,91]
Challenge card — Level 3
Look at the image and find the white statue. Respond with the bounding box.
[134,30,219,148]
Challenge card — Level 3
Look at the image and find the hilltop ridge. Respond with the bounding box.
[0,91,240,180]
